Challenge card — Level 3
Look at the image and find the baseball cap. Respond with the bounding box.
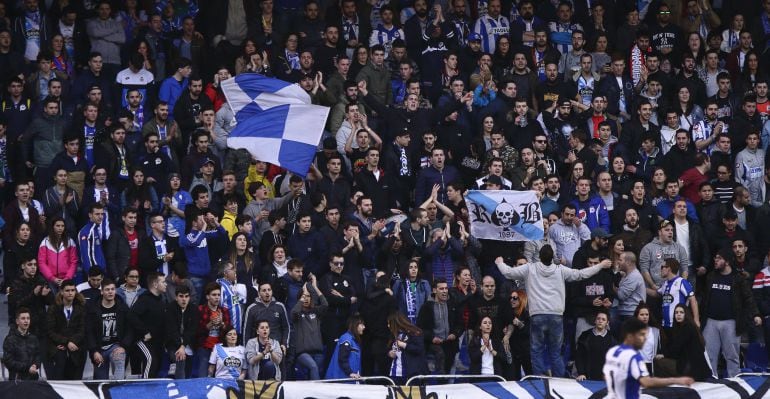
[468,33,482,42]
[198,157,215,169]
[590,227,612,239]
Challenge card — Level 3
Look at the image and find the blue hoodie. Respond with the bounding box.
[571,194,610,231]
[180,226,226,278]
[656,196,700,222]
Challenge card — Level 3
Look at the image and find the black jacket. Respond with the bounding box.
[131,291,166,343]
[468,335,504,375]
[46,297,87,365]
[85,299,134,352]
[2,328,42,380]
[597,74,634,117]
[9,274,55,337]
[576,329,616,380]
[417,299,462,345]
[668,216,710,270]
[164,301,199,352]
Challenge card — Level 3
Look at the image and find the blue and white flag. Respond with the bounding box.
[465,190,544,241]
[220,73,330,177]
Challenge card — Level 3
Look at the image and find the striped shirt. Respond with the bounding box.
[473,14,510,53]
[603,344,649,399]
[369,24,405,58]
[658,276,694,328]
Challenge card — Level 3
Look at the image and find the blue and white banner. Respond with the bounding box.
[4,376,770,398]
[220,74,330,177]
[465,190,544,241]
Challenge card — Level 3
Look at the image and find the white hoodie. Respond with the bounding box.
[496,261,604,316]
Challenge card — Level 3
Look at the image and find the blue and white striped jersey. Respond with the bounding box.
[473,14,510,53]
[603,344,649,399]
[658,276,694,328]
[369,24,405,57]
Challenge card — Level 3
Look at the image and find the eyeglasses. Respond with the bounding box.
[510,296,519,300]
[659,11,671,14]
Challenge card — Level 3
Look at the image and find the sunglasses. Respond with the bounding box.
[510,296,519,300]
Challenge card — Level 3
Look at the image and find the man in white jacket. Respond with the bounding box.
[495,244,611,377]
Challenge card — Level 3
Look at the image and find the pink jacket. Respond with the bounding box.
[38,237,78,282]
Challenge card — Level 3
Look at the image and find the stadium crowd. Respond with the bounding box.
[1,0,770,387]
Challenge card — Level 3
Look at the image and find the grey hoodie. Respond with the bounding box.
[547,219,591,267]
[496,260,605,316]
[639,237,690,287]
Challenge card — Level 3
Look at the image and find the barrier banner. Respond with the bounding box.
[464,190,544,241]
[1,376,770,398]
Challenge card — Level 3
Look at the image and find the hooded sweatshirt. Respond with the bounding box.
[496,260,605,316]
[639,237,690,287]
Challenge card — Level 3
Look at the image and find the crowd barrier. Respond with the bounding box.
[0,374,769,398]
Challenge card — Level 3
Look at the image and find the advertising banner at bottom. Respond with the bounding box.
[0,375,769,399]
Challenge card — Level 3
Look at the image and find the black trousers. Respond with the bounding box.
[48,349,85,380]
[136,340,163,378]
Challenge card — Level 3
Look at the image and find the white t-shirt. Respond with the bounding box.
[675,220,690,260]
[209,344,247,379]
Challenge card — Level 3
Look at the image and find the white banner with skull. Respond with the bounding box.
[464,190,545,241]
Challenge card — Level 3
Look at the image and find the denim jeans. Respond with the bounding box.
[196,348,212,378]
[189,277,206,306]
[92,343,127,380]
[530,314,566,377]
[295,352,325,380]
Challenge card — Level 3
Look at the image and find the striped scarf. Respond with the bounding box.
[218,278,242,335]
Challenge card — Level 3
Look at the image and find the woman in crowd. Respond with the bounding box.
[275,33,302,81]
[227,232,258,288]
[661,304,713,381]
[133,38,156,75]
[234,38,260,76]
[634,302,661,373]
[162,173,191,238]
[469,315,503,376]
[386,310,427,384]
[349,45,370,79]
[736,50,766,94]
[43,168,80,239]
[392,258,432,325]
[675,84,704,133]
[37,217,78,292]
[209,326,247,380]
[261,244,291,284]
[649,167,668,206]
[590,34,612,77]
[686,32,706,67]
[503,289,531,380]
[326,314,365,379]
[609,156,633,198]
[4,222,35,318]
[245,320,283,380]
[121,167,159,231]
[49,34,74,76]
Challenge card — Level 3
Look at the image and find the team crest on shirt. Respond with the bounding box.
[274,312,279,318]
[343,280,349,287]
[656,251,662,259]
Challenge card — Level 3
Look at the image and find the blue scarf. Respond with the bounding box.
[84,125,97,168]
